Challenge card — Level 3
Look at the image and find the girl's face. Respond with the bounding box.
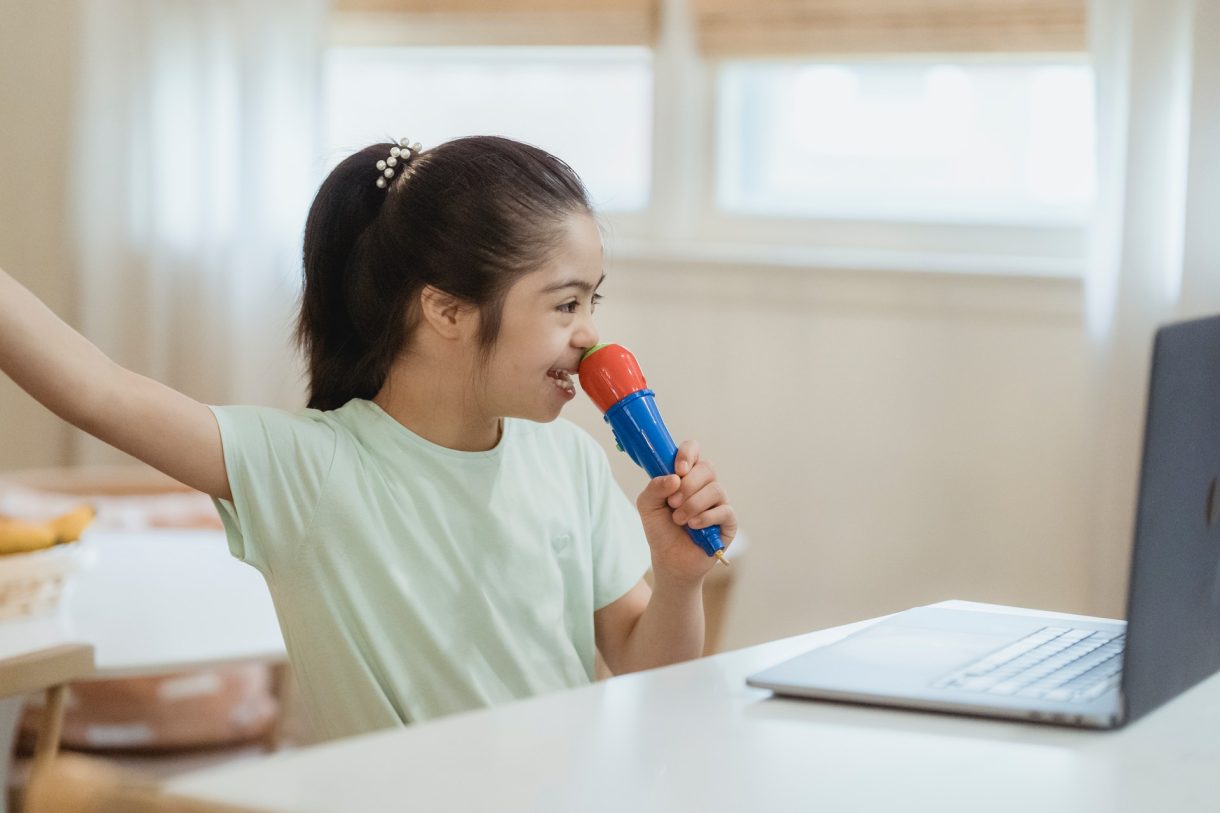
[479,213,604,423]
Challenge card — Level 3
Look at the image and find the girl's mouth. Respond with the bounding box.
[547,368,576,398]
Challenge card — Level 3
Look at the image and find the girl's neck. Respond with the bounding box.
[372,351,502,452]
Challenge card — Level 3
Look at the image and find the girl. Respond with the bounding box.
[0,135,737,741]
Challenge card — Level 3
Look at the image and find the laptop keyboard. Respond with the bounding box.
[932,626,1125,703]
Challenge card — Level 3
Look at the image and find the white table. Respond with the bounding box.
[164,600,1220,813]
[61,529,285,676]
[1,529,284,677]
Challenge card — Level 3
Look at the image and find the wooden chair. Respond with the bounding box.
[23,753,269,813]
[1,644,93,777]
[1,643,93,813]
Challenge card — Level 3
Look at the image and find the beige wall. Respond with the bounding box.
[0,2,1096,647]
[0,0,81,469]
[564,259,1091,649]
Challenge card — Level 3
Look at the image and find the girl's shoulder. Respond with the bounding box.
[211,402,341,441]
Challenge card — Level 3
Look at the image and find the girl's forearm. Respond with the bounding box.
[614,576,705,673]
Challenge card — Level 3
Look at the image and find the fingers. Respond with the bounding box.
[667,456,716,512]
[671,480,724,525]
[668,441,731,535]
[642,441,735,544]
[686,504,737,548]
[673,440,700,477]
[636,473,681,514]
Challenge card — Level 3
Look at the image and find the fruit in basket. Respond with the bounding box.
[0,504,96,554]
[0,518,57,554]
[49,504,96,543]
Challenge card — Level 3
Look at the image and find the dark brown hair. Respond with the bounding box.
[297,136,593,411]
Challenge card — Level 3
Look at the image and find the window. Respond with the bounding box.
[717,61,1095,226]
[323,4,1095,272]
[323,46,654,212]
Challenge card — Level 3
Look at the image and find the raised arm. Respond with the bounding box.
[0,266,231,501]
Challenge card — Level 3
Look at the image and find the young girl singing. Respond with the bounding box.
[0,135,737,741]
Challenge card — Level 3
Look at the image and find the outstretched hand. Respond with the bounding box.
[635,440,737,587]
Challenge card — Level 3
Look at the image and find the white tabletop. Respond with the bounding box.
[0,529,284,678]
[164,600,1220,812]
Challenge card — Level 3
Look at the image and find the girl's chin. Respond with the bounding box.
[504,401,566,424]
[541,398,570,420]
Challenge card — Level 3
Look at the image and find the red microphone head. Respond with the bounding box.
[578,343,649,414]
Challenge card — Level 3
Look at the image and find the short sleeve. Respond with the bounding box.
[584,434,652,610]
[208,405,338,575]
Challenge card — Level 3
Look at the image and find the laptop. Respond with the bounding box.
[747,313,1220,729]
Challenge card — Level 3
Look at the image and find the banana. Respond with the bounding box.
[50,504,96,544]
[0,517,57,555]
[0,503,96,554]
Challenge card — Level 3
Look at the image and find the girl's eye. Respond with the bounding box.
[558,295,603,315]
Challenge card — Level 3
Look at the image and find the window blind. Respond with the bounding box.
[693,0,1087,57]
[332,0,659,46]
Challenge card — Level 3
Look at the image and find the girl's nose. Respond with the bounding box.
[573,315,599,350]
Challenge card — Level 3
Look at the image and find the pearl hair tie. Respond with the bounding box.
[375,138,423,189]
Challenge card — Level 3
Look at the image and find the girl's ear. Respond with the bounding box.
[418,285,477,341]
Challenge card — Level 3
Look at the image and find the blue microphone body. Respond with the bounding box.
[603,389,725,558]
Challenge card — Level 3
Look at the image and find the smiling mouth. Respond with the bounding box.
[547,368,576,395]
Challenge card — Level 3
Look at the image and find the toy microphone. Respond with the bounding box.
[578,343,728,565]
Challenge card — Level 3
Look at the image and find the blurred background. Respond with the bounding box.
[2,0,1218,654]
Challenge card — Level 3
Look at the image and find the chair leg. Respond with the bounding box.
[262,663,289,752]
[29,684,67,778]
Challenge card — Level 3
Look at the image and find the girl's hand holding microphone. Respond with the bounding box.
[637,439,737,587]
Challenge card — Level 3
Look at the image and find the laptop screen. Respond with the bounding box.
[1122,313,1220,723]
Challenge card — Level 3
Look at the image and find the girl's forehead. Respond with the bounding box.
[526,216,605,292]
[556,215,604,265]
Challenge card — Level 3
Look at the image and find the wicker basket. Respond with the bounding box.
[0,541,93,621]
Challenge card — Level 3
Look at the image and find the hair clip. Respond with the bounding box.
[375,138,424,189]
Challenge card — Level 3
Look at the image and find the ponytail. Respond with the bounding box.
[298,145,400,410]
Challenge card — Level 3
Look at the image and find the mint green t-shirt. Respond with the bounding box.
[208,398,650,741]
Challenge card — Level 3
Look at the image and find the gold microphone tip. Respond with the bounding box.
[714,550,730,566]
